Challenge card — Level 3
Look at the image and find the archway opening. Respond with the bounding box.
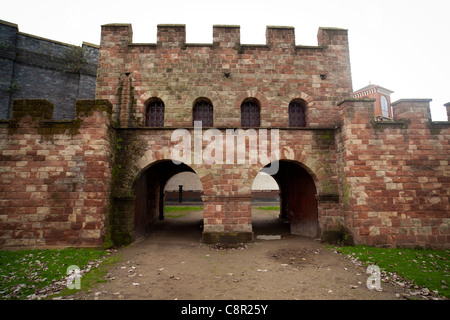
[252,160,318,238]
[133,160,203,241]
[251,171,286,237]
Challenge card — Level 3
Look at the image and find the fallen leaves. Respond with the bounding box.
[209,243,248,251]
[26,259,103,300]
[0,248,108,300]
[269,248,313,268]
[334,248,449,300]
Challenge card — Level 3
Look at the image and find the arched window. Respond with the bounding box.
[145,98,164,127]
[241,98,260,127]
[381,95,390,118]
[193,98,213,127]
[289,99,306,127]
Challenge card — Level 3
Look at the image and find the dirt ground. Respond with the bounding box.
[69,209,405,300]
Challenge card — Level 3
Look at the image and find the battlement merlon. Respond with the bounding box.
[100,23,133,47]
[317,27,349,46]
[445,102,450,121]
[99,23,349,49]
[157,24,186,48]
[266,26,295,48]
[391,99,433,124]
[213,25,240,48]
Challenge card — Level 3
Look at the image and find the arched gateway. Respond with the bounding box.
[133,160,202,239]
[270,160,318,237]
[115,157,322,244]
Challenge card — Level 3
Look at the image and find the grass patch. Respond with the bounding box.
[164,206,203,218]
[334,245,449,298]
[255,206,280,210]
[0,248,116,300]
[165,206,203,212]
[57,252,121,298]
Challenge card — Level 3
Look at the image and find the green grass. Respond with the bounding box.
[334,245,450,298]
[57,252,121,298]
[255,206,280,210]
[164,206,203,218]
[0,248,115,300]
[164,206,203,212]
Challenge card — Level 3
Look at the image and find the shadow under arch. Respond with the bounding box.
[250,170,287,237]
[258,159,319,237]
[132,159,203,240]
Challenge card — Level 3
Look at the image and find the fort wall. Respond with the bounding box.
[96,24,352,128]
[0,99,114,247]
[338,98,450,247]
[0,20,98,120]
[0,23,448,248]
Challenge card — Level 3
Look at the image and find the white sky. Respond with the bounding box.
[3,0,449,120]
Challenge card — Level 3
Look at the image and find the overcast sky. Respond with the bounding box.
[3,0,449,120]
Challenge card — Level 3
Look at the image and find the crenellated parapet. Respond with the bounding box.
[100,23,350,49]
[96,23,353,128]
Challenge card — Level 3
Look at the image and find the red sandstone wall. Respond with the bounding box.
[338,98,450,248]
[96,24,353,129]
[112,126,340,241]
[2,24,447,249]
[0,99,114,247]
[96,23,351,244]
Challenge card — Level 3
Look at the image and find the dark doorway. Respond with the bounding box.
[251,172,287,237]
[254,160,318,237]
[133,160,203,240]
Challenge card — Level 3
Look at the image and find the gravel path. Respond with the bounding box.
[68,209,405,300]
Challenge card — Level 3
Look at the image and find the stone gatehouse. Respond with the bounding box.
[0,23,449,249]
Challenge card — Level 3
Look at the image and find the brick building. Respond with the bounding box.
[353,84,394,120]
[0,22,449,248]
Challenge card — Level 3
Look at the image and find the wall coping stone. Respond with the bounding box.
[337,97,376,106]
[391,98,433,106]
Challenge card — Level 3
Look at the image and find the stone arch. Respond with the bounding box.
[233,90,268,110]
[283,151,324,194]
[250,159,320,237]
[240,97,261,127]
[234,91,266,128]
[132,159,204,239]
[248,150,333,196]
[184,90,221,126]
[281,92,314,113]
[115,148,173,197]
[234,91,271,127]
[192,97,214,127]
[281,91,314,127]
[144,97,165,127]
[132,151,218,196]
[281,91,314,107]
[136,90,171,126]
